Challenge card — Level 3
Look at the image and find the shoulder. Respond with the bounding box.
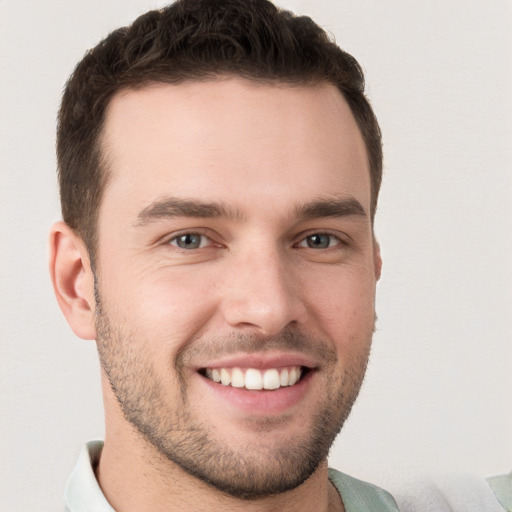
[328,468,400,512]
[486,472,512,512]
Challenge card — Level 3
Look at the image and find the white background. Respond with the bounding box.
[1,1,511,510]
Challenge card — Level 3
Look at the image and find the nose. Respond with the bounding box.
[220,246,307,336]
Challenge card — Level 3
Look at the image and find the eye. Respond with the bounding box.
[297,233,341,249]
[169,233,210,250]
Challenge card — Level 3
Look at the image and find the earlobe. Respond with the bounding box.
[48,221,97,340]
[373,238,383,281]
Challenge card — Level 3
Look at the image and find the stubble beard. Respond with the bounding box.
[94,293,372,500]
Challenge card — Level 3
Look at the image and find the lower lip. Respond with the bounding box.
[198,370,314,415]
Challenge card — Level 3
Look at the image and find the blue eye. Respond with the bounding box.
[299,233,340,249]
[170,233,207,249]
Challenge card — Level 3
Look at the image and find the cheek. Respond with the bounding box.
[303,265,377,345]
[100,262,220,351]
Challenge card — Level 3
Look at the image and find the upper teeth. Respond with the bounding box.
[205,366,302,390]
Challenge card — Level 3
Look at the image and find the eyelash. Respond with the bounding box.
[295,232,344,250]
[167,231,215,250]
[165,230,346,251]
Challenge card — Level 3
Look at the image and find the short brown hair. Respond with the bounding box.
[57,0,382,262]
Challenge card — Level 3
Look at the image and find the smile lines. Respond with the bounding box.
[203,366,303,390]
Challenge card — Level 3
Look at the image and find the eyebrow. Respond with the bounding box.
[294,197,367,221]
[135,197,243,226]
[134,196,367,227]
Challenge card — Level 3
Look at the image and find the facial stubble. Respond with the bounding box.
[94,290,372,500]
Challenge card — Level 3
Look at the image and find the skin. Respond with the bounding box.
[49,78,382,512]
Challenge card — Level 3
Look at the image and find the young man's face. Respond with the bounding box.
[93,78,381,497]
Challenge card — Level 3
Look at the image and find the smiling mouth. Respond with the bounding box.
[200,366,309,390]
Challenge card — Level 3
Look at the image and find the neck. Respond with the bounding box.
[96,425,343,512]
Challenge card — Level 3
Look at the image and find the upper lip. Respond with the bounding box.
[194,352,318,371]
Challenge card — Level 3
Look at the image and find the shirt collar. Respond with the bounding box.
[64,440,115,512]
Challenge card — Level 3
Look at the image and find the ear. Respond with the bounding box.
[373,237,382,281]
[48,221,97,340]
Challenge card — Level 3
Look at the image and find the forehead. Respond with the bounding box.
[99,78,370,221]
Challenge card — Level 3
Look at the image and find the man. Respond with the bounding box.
[47,1,509,511]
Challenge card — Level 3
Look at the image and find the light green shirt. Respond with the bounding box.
[328,468,399,511]
[487,472,512,512]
